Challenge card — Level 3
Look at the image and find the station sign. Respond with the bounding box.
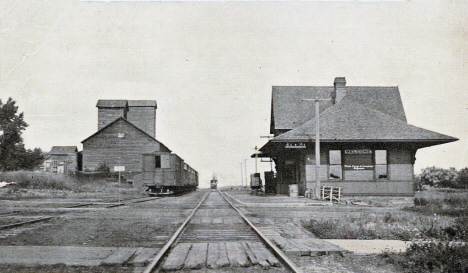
[344,165,374,170]
[114,166,125,172]
[344,149,372,154]
[285,142,306,149]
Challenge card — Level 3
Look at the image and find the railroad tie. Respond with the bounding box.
[206,243,220,269]
[129,248,159,267]
[101,248,137,266]
[161,243,192,271]
[241,241,259,266]
[214,242,230,268]
[183,243,208,270]
[225,241,250,267]
[248,242,281,268]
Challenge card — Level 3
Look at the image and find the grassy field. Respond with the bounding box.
[302,188,468,273]
[0,170,142,199]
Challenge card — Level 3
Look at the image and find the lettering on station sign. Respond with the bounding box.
[344,165,374,170]
[344,149,372,154]
[285,142,306,149]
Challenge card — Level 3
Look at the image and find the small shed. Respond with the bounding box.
[44,146,79,174]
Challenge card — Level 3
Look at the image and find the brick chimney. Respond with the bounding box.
[332,77,346,104]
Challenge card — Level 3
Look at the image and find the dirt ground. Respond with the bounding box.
[0,190,206,248]
[227,189,406,273]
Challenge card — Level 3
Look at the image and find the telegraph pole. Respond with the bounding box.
[255,146,258,173]
[302,98,331,199]
[240,162,244,187]
[244,159,247,187]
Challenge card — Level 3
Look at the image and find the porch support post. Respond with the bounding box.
[315,100,321,199]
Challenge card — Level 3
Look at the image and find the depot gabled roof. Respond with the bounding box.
[271,86,406,133]
[81,117,171,152]
[271,96,458,145]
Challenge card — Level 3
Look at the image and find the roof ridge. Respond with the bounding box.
[81,117,172,152]
[272,98,458,142]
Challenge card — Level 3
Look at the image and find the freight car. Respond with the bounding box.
[141,152,198,196]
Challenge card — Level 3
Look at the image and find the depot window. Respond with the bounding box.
[343,149,374,181]
[375,150,388,179]
[329,150,342,180]
[155,155,161,168]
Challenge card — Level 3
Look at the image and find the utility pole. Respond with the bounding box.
[254,146,258,173]
[244,159,247,187]
[240,162,244,187]
[302,98,331,199]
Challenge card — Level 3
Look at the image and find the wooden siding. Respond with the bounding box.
[306,165,328,181]
[45,154,78,173]
[83,119,164,172]
[98,108,126,131]
[321,181,414,196]
[141,153,198,187]
[127,106,156,138]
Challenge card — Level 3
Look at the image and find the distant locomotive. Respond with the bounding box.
[210,175,218,189]
[141,152,198,196]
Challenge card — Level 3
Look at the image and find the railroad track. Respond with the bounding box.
[143,189,302,273]
[0,196,160,231]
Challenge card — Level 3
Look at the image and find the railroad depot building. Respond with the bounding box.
[257,77,458,197]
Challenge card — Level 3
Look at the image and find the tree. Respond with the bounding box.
[419,166,458,188]
[0,97,39,171]
[19,147,45,170]
[457,168,468,189]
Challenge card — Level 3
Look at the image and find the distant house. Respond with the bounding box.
[81,100,170,173]
[44,146,79,174]
[257,77,458,196]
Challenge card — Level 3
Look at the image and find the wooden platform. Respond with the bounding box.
[0,246,159,267]
[270,236,349,256]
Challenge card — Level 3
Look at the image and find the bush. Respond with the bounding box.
[96,162,110,172]
[385,240,468,273]
[419,167,458,188]
[458,168,468,190]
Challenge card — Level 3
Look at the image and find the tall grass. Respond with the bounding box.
[0,171,76,190]
[302,211,455,241]
[0,170,124,194]
[408,189,468,218]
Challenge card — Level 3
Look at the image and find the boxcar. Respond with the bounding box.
[141,152,198,195]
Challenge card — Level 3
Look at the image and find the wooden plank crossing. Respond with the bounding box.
[268,236,349,256]
[161,241,282,271]
[161,243,192,271]
[183,243,207,270]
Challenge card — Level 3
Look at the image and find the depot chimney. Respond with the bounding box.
[332,77,347,104]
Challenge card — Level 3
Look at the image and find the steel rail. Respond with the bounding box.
[0,216,55,230]
[143,190,211,273]
[218,189,303,273]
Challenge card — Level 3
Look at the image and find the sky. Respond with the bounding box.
[1,0,467,188]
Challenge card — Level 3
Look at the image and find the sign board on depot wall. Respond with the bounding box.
[114,166,125,172]
[285,142,306,149]
[344,165,374,170]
